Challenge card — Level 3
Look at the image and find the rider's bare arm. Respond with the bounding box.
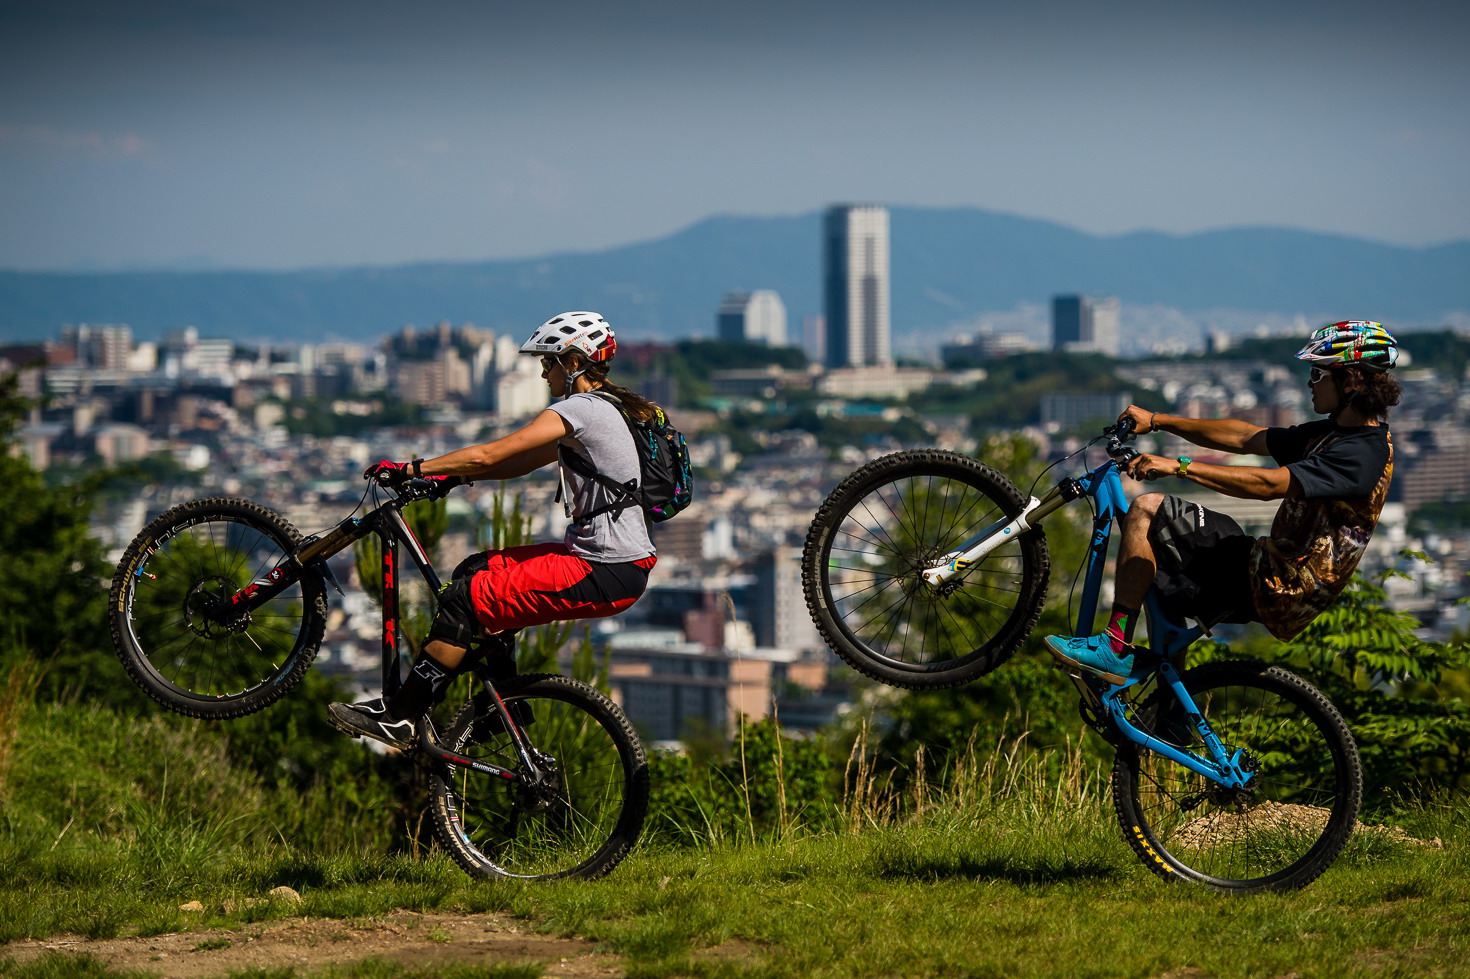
[1173,460,1296,500]
[1120,405,1271,455]
[1127,453,1298,500]
[417,410,571,480]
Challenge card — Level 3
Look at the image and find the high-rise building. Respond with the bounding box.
[1052,295,1120,356]
[61,324,133,369]
[751,547,824,653]
[716,290,787,346]
[802,314,826,364]
[823,204,891,368]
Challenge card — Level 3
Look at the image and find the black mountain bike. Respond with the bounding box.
[109,477,648,881]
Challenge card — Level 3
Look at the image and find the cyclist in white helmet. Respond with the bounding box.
[1046,320,1402,684]
[330,311,664,748]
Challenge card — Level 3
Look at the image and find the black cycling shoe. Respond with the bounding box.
[327,697,419,750]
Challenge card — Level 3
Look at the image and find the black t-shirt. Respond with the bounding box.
[1266,420,1391,499]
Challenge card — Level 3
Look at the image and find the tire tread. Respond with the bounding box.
[108,496,326,719]
[801,449,1050,689]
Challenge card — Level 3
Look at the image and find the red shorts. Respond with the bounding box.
[464,542,656,634]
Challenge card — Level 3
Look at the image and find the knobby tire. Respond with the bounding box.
[428,673,649,881]
[1112,661,1362,893]
[109,497,327,719]
[802,449,1050,689]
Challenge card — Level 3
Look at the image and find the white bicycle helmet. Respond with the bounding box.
[1295,320,1398,372]
[520,311,617,364]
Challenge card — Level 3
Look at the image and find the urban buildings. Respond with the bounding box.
[1052,294,1120,356]
[716,290,788,346]
[823,204,891,368]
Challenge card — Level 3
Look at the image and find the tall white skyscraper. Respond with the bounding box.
[823,204,891,368]
[716,289,787,346]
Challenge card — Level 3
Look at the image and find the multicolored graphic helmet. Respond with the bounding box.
[519,312,617,364]
[1295,320,1398,372]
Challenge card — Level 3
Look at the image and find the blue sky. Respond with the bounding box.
[2,0,1467,271]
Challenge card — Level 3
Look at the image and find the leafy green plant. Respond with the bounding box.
[0,646,44,798]
[645,717,838,847]
[0,372,145,709]
[1234,555,1470,800]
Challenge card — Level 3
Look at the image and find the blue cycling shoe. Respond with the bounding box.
[1044,633,1151,685]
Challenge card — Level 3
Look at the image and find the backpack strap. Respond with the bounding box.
[556,391,642,521]
[558,444,639,520]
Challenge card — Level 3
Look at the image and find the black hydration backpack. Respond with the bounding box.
[558,392,694,523]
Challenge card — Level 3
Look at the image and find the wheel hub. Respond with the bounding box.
[183,576,251,639]
[513,764,565,815]
[1206,750,1261,808]
[900,549,963,602]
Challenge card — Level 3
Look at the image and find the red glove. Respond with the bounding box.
[364,459,411,485]
[364,459,459,494]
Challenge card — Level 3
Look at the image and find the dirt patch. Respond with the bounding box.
[1,910,622,978]
[1171,803,1443,850]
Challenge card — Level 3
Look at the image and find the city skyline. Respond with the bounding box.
[2,0,1468,273]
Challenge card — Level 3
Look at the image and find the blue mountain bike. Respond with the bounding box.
[801,421,1362,893]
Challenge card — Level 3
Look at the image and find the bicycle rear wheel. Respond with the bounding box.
[110,498,327,719]
[802,449,1050,689]
[1112,661,1362,893]
[429,674,649,881]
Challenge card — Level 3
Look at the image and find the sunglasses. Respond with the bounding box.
[540,356,559,372]
[1309,366,1332,384]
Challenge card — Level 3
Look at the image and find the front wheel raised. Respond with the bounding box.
[802,449,1050,689]
[109,497,327,719]
[1112,661,1362,893]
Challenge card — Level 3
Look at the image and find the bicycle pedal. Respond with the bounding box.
[326,715,362,739]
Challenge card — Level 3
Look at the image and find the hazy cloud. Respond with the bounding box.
[0,125,154,159]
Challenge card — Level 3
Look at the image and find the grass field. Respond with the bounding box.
[3,705,1469,978]
[3,800,1466,978]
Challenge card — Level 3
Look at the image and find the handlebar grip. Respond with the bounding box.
[413,475,468,499]
[1114,417,1136,439]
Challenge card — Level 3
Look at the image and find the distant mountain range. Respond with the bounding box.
[2,207,1467,346]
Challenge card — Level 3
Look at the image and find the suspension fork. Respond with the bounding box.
[381,528,402,699]
[920,477,1084,585]
[215,516,363,619]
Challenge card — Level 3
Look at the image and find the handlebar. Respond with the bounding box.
[375,472,468,502]
[1101,418,1140,465]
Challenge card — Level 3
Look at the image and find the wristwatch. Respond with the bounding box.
[1175,456,1192,478]
[411,457,424,477]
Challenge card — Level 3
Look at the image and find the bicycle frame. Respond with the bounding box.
[1065,458,1255,790]
[925,442,1256,791]
[217,480,549,783]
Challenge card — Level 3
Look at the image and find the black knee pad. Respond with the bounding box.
[428,578,482,649]
[450,552,492,580]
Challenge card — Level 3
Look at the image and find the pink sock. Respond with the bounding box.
[1104,608,1135,654]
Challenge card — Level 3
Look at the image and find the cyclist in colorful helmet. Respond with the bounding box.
[1046,320,1402,683]
[329,312,665,748]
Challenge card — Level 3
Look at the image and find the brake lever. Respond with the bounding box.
[1104,417,1140,464]
[406,476,467,501]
